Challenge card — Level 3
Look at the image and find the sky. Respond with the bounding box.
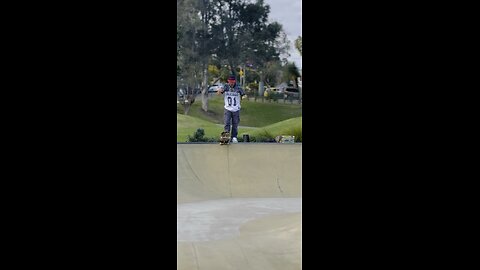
[264,0,302,70]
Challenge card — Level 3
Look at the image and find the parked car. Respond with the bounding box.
[284,87,300,99]
[208,83,223,93]
[266,87,283,93]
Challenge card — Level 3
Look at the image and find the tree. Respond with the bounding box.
[263,61,283,87]
[210,0,289,96]
[294,36,302,57]
[177,29,181,76]
[177,0,205,114]
[283,62,301,102]
[197,0,217,112]
[284,62,300,88]
[177,0,289,110]
[177,0,217,113]
[294,36,302,100]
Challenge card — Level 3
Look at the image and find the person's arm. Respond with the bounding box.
[239,87,246,98]
[217,85,225,95]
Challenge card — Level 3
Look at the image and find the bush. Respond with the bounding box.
[249,127,302,143]
[250,129,276,142]
[187,128,216,142]
[247,82,258,91]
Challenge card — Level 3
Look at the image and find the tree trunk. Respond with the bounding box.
[294,76,302,102]
[258,80,264,96]
[201,65,208,112]
[292,76,298,89]
[200,2,209,112]
[297,77,302,102]
[258,72,265,97]
[184,102,191,115]
[183,86,195,115]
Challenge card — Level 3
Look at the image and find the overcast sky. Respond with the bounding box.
[264,0,302,70]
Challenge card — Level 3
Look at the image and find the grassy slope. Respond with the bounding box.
[177,113,302,142]
[177,94,302,127]
[249,117,302,139]
[177,114,258,142]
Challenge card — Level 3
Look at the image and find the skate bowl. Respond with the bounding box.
[177,143,302,270]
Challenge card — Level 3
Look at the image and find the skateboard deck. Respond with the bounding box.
[219,131,231,145]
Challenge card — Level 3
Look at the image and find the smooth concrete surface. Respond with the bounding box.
[177,143,302,270]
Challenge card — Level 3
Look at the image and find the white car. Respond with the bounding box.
[208,83,223,93]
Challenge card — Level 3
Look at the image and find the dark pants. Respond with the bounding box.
[224,109,240,138]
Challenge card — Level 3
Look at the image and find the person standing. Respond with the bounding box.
[217,75,245,143]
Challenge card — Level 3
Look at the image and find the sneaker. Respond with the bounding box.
[231,137,238,143]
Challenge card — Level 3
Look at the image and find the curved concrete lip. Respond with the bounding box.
[177,144,302,270]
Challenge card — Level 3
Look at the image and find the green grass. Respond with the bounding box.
[177,114,259,142]
[177,113,302,142]
[177,94,302,127]
[177,114,218,142]
[247,117,302,141]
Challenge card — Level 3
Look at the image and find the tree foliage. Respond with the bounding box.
[177,0,291,111]
[294,36,302,57]
[284,62,300,88]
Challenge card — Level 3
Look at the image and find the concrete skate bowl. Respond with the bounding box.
[177,143,302,270]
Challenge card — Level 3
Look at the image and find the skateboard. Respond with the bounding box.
[219,131,231,145]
